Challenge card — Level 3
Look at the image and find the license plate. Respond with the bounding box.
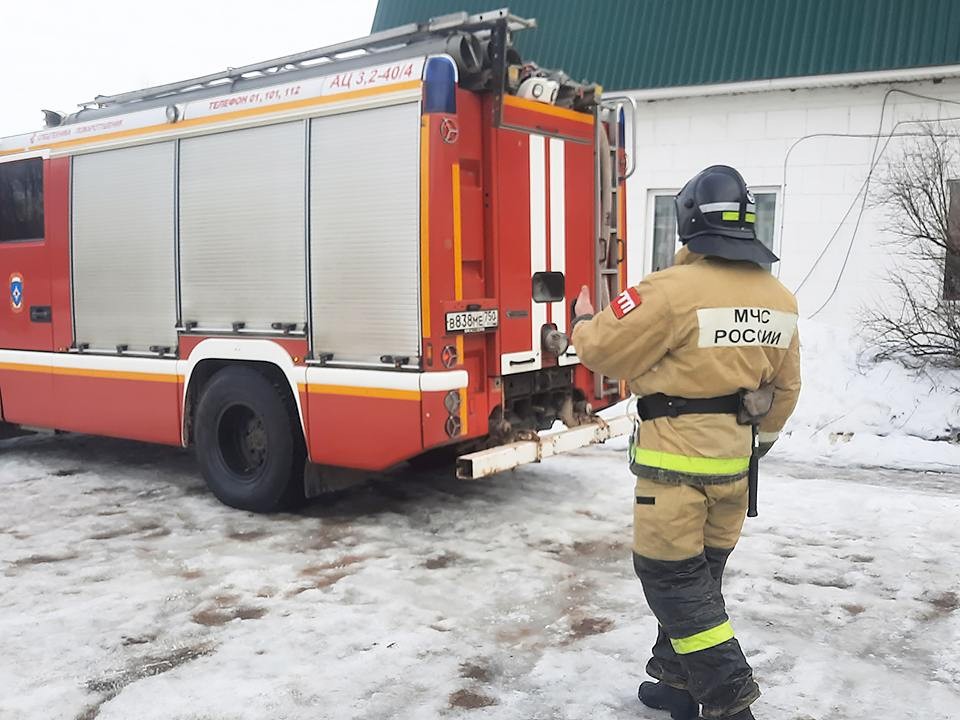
[445,309,499,334]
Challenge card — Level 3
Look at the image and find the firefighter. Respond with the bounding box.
[570,165,801,720]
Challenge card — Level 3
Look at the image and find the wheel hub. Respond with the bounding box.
[218,404,268,479]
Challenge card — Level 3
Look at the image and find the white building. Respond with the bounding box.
[624,71,960,327]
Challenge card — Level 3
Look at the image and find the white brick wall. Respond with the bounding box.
[624,77,960,327]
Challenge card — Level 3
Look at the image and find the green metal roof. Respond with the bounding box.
[373,0,960,90]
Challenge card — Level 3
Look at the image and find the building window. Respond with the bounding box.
[0,158,44,242]
[947,180,960,301]
[752,191,778,271]
[651,194,678,272]
[753,192,777,254]
[649,188,778,272]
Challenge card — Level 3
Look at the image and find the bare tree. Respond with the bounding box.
[864,124,960,368]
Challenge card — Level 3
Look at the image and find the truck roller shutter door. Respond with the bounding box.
[179,122,307,332]
[73,142,177,353]
[310,102,421,365]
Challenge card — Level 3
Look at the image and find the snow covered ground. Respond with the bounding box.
[1,432,958,720]
[773,320,960,472]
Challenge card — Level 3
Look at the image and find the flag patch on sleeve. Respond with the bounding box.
[611,287,642,319]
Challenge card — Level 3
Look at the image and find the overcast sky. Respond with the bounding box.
[0,0,379,137]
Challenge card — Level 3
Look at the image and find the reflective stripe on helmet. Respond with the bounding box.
[701,201,757,223]
[670,621,735,654]
[699,201,740,213]
[720,210,756,223]
[632,447,751,475]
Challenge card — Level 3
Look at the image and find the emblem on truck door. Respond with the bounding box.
[439,117,459,144]
[9,273,23,313]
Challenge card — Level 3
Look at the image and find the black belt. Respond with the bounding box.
[636,393,740,421]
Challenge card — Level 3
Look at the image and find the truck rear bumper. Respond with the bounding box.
[455,414,633,480]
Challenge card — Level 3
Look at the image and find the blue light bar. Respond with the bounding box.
[423,55,457,114]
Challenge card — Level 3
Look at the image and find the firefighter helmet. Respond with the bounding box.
[674,165,779,264]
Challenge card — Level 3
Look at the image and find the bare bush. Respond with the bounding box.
[863,125,960,367]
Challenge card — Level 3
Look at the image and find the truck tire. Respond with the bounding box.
[194,365,305,512]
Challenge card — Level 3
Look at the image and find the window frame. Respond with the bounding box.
[646,185,782,276]
[749,186,782,275]
[646,188,680,276]
[946,179,960,302]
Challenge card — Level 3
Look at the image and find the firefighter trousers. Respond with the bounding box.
[632,475,760,719]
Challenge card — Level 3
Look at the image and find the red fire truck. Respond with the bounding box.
[0,9,635,511]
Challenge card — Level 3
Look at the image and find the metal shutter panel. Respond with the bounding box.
[73,142,177,353]
[310,103,421,364]
[179,122,306,331]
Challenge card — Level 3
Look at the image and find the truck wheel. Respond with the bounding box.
[194,366,305,512]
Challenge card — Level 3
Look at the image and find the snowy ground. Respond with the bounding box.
[1,432,958,720]
[773,320,960,472]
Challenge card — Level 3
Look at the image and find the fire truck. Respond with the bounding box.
[0,9,636,511]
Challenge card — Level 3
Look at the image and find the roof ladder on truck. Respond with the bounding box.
[593,95,639,400]
[74,9,536,114]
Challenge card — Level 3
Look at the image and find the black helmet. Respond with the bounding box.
[674,165,778,264]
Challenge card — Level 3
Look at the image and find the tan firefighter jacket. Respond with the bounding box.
[572,247,801,482]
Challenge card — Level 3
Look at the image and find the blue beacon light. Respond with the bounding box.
[423,56,458,114]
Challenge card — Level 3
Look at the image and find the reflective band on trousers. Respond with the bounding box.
[632,447,751,475]
[671,620,735,654]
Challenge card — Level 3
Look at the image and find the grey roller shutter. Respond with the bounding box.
[179,122,306,332]
[310,102,421,364]
[72,142,177,353]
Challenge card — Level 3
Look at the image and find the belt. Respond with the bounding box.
[636,393,740,421]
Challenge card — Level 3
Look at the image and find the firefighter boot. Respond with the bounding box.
[639,681,699,720]
[702,709,755,720]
